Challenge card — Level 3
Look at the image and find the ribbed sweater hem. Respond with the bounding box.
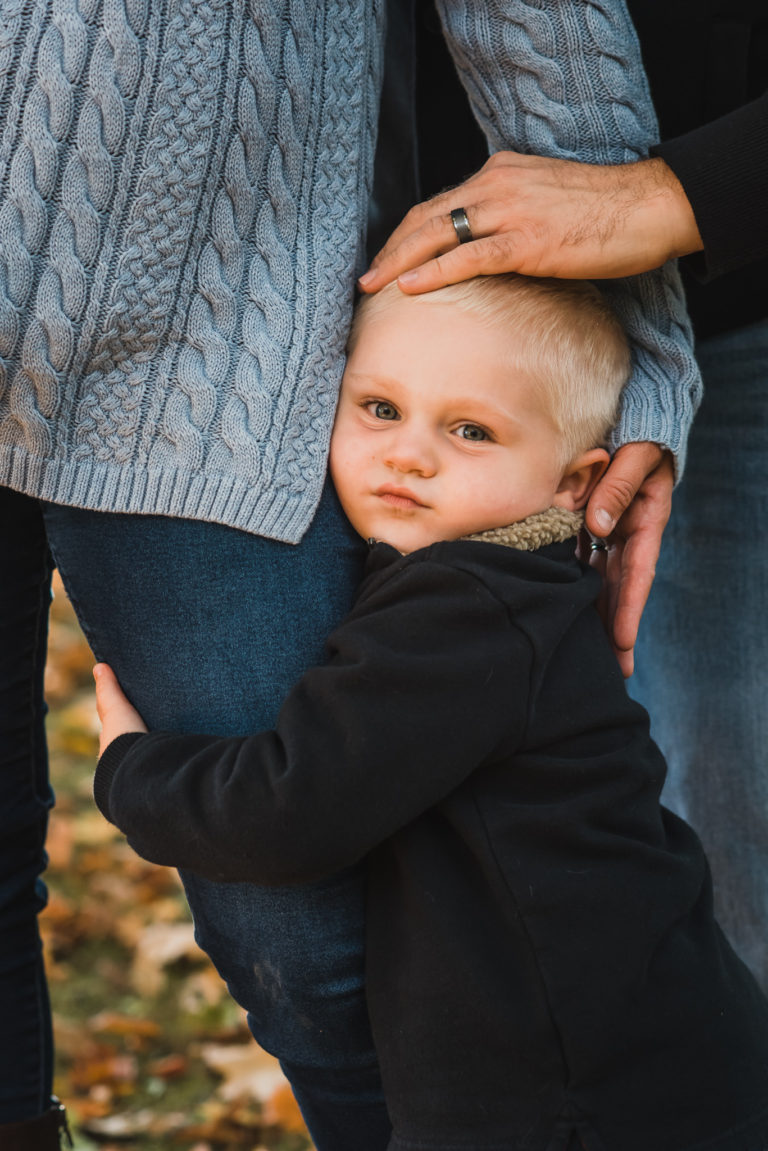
[0,445,321,544]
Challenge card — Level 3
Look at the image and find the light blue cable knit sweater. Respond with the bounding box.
[0,0,699,543]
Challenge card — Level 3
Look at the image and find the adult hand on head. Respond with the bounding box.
[94,663,148,756]
[583,443,674,678]
[359,152,703,293]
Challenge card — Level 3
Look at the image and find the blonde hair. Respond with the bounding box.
[349,274,631,465]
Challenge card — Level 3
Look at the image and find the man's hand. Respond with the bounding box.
[359,152,702,294]
[94,664,148,756]
[583,443,674,678]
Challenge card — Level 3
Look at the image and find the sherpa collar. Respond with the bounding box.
[463,507,584,552]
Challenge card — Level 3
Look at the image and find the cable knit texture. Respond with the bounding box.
[0,1,699,541]
[435,0,701,476]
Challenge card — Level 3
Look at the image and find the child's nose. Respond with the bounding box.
[383,432,437,477]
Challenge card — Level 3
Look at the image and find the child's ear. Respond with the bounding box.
[552,448,610,511]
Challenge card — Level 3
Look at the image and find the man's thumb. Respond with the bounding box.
[588,476,636,536]
[586,443,662,538]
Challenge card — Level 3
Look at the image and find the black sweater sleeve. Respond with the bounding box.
[652,90,768,280]
[93,560,531,885]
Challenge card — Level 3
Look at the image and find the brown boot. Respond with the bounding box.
[0,1099,72,1150]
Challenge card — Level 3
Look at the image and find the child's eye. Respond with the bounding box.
[366,401,400,421]
[457,423,489,442]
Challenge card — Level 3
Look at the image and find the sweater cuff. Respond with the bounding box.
[600,265,702,481]
[651,92,768,281]
[94,732,147,824]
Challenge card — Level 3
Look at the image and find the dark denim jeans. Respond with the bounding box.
[0,2,422,1130]
[0,491,55,1122]
[0,483,392,1148]
[632,319,768,992]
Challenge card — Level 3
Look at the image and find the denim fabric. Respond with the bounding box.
[0,0,406,1128]
[632,318,768,991]
[2,483,392,1148]
[0,490,55,1121]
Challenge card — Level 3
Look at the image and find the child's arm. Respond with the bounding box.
[92,559,530,886]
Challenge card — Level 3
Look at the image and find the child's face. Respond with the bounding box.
[330,294,599,555]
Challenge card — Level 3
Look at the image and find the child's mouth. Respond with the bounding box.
[376,485,427,510]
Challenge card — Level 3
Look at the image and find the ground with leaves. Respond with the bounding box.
[41,574,313,1151]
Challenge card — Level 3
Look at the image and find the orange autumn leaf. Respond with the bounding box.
[89,1012,162,1040]
[146,1053,188,1079]
[262,1081,309,1134]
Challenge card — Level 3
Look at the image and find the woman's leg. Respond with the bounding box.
[632,318,768,990]
[42,483,390,1151]
[0,489,55,1121]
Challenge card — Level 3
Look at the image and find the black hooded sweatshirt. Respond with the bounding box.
[95,531,768,1151]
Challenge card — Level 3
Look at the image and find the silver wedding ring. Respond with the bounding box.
[450,207,473,244]
[590,539,609,553]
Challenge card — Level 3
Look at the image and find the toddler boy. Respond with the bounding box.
[93,275,768,1151]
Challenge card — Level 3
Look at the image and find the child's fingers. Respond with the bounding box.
[93,663,122,718]
[93,663,148,752]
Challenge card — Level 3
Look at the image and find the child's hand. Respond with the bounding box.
[94,664,148,755]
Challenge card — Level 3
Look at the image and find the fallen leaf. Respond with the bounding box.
[50,1015,103,1061]
[146,1053,188,1080]
[178,967,228,1012]
[70,1096,113,1121]
[132,921,205,996]
[89,1012,162,1040]
[79,1108,155,1140]
[174,1099,261,1147]
[69,1052,138,1090]
[262,1081,308,1134]
[41,891,77,924]
[198,1042,286,1103]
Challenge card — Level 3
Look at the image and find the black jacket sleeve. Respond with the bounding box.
[652,90,768,280]
[93,559,532,885]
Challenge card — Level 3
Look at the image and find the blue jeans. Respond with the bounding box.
[1,483,392,1148]
[632,318,768,991]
